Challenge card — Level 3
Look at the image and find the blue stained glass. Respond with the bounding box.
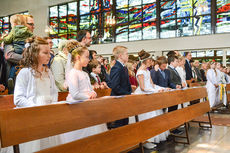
[160,1,176,20]
[177,18,193,36]
[193,15,211,35]
[143,3,157,22]
[129,6,142,24]
[90,0,99,13]
[116,8,128,25]
[194,0,211,16]
[90,14,99,29]
[103,0,113,9]
[177,0,192,18]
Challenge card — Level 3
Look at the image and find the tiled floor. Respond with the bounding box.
[129,112,230,153]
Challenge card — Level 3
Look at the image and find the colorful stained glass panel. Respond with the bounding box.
[116,25,128,42]
[143,22,157,39]
[80,0,90,15]
[160,20,176,38]
[217,0,230,14]
[160,1,176,20]
[143,3,157,22]
[116,0,128,9]
[177,0,192,18]
[216,12,230,33]
[80,15,90,30]
[177,18,193,37]
[194,0,211,16]
[193,15,211,35]
[116,8,128,25]
[129,23,142,41]
[129,6,142,24]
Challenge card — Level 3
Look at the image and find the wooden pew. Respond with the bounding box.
[0,89,111,111]
[225,84,230,106]
[0,95,15,110]
[0,87,210,153]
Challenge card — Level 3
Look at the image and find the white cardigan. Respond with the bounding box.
[14,68,58,107]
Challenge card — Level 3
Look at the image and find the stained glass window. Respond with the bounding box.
[143,22,157,39]
[177,0,193,18]
[177,18,193,37]
[216,12,230,33]
[160,0,176,20]
[0,18,3,35]
[68,2,77,39]
[2,16,9,34]
[160,20,176,38]
[193,15,211,35]
[216,0,230,33]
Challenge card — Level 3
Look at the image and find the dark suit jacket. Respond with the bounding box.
[150,69,176,89]
[185,60,193,80]
[200,69,207,82]
[194,67,202,82]
[110,61,132,96]
[0,49,6,85]
[168,66,182,86]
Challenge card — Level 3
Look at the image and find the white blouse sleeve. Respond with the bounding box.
[67,70,91,100]
[14,69,36,107]
[207,69,217,85]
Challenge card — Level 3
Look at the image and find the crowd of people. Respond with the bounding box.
[0,14,230,152]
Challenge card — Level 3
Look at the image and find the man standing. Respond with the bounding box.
[76,30,92,47]
[184,52,193,81]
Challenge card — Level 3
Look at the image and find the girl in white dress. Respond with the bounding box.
[176,56,187,88]
[206,62,219,108]
[13,36,61,153]
[62,46,107,143]
[130,51,169,149]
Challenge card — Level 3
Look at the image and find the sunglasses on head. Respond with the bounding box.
[27,23,34,26]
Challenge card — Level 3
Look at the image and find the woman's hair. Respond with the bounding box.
[126,62,135,77]
[20,36,48,76]
[58,40,68,52]
[71,47,88,63]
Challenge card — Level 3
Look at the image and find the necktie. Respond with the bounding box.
[161,70,165,79]
[124,66,128,74]
[174,68,180,76]
[96,75,101,85]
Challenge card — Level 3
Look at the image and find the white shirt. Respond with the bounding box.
[90,72,101,84]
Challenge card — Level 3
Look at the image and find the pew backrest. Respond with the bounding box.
[0,87,210,153]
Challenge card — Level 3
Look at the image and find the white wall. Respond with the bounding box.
[1,0,230,55]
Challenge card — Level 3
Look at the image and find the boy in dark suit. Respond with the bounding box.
[151,56,176,89]
[108,46,132,129]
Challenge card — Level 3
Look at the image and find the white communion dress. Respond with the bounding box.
[129,70,169,143]
[61,68,107,143]
[19,72,62,153]
[206,69,220,108]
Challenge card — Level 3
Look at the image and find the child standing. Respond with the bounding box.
[88,59,108,89]
[14,36,61,152]
[109,46,132,129]
[63,46,107,143]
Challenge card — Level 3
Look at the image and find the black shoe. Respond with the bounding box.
[171,129,183,135]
